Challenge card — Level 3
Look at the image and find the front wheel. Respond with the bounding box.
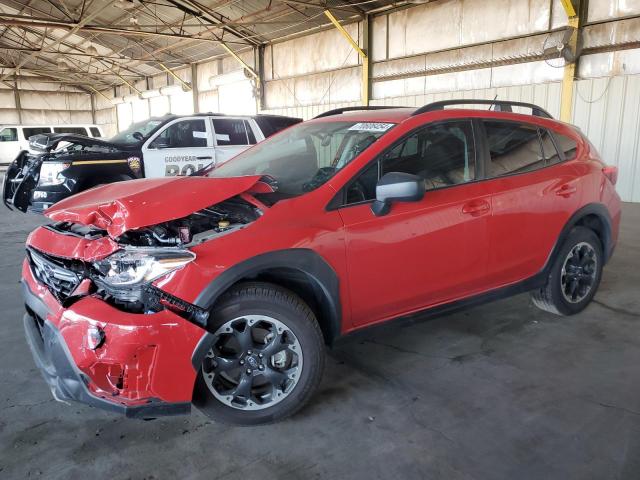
[531,226,603,315]
[193,282,325,425]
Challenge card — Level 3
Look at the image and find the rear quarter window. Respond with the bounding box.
[89,127,101,137]
[539,129,562,166]
[554,133,578,160]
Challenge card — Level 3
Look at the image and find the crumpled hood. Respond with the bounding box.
[28,133,135,152]
[45,175,265,237]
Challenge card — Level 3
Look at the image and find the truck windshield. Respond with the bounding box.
[109,119,163,144]
[209,121,394,195]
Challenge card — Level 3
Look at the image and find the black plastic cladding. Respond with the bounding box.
[193,249,341,333]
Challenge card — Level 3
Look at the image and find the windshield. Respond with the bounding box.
[109,118,163,144]
[209,121,394,195]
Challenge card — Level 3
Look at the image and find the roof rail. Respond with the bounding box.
[412,99,553,119]
[314,106,400,119]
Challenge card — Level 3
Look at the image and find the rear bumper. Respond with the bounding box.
[21,262,209,418]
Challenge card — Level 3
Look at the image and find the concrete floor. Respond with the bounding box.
[0,204,639,480]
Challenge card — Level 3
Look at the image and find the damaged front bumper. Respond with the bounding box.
[21,261,210,419]
[3,151,38,212]
[3,151,72,213]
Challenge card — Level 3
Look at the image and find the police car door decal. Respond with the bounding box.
[142,118,215,178]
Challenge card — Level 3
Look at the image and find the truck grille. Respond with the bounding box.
[27,248,82,301]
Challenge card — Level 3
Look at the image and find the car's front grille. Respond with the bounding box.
[27,248,83,301]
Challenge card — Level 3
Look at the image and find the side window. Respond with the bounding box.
[484,121,544,177]
[554,133,578,160]
[89,127,102,137]
[53,127,88,135]
[23,127,51,138]
[382,121,475,190]
[345,161,379,204]
[151,119,207,148]
[539,129,562,166]
[344,121,476,204]
[0,128,18,142]
[212,118,249,146]
[244,120,257,144]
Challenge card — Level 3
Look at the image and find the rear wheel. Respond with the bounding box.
[531,226,603,315]
[193,282,325,425]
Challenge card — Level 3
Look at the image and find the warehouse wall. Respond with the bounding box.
[112,67,193,133]
[112,50,259,134]
[36,0,639,201]
[0,78,93,125]
[0,76,118,138]
[259,0,640,202]
[196,50,258,114]
[90,87,117,138]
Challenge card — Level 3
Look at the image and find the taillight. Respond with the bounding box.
[602,166,618,185]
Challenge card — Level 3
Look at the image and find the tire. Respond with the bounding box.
[192,282,325,425]
[531,226,603,316]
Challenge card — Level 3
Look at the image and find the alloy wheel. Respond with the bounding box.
[202,315,303,410]
[560,241,598,304]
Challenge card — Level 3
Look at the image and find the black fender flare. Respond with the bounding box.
[544,203,613,272]
[191,249,342,369]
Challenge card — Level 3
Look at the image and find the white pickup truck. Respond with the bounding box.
[3,113,301,213]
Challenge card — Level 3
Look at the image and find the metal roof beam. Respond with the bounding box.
[0,17,249,45]
[1,24,149,80]
[277,0,362,16]
[0,1,112,82]
[167,0,263,46]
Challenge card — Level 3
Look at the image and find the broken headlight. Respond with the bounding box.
[94,248,195,286]
[39,161,71,186]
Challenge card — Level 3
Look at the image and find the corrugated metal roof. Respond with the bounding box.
[0,0,398,90]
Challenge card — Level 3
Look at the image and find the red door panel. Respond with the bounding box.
[485,160,586,288]
[339,182,491,329]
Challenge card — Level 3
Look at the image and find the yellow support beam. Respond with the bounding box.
[560,1,580,122]
[86,85,111,102]
[219,42,259,79]
[324,9,369,106]
[116,73,142,95]
[159,63,192,91]
[560,0,577,18]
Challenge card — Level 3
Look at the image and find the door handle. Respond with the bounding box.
[555,184,577,197]
[462,199,490,216]
[196,156,213,160]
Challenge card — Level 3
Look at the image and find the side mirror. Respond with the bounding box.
[371,172,425,216]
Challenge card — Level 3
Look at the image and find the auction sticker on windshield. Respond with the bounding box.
[348,122,395,132]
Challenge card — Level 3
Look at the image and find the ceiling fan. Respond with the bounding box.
[543,27,581,68]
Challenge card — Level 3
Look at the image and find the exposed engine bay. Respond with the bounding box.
[118,196,261,247]
[33,195,262,324]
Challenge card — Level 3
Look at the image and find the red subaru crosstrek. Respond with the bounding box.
[21,100,621,425]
